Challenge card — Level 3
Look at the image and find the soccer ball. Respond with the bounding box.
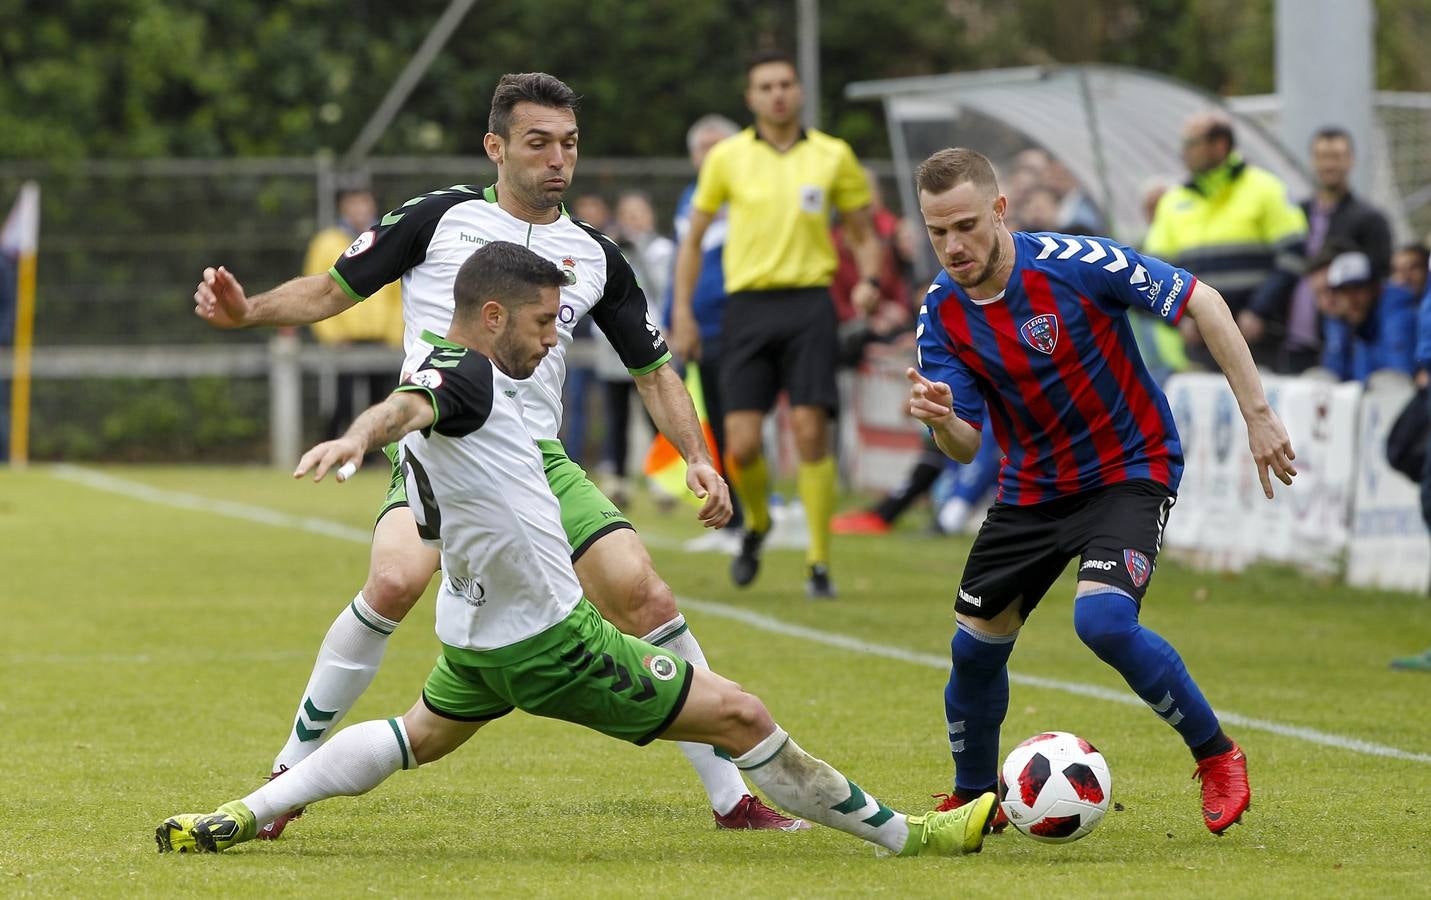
[999,731,1111,843]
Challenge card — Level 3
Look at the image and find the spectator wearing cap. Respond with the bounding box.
[1241,126,1393,374]
[1316,248,1418,382]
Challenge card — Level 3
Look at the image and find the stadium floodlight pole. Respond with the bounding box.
[797,0,820,131]
[342,0,480,166]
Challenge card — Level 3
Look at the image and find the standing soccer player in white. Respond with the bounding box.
[192,73,804,832]
[159,242,997,858]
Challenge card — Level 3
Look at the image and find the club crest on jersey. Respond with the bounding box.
[644,654,678,681]
[1020,314,1059,355]
[561,256,578,286]
[1124,549,1151,588]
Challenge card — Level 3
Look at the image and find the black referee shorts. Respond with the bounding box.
[719,288,839,415]
[954,479,1177,621]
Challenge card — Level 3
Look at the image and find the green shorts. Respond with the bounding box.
[380,439,634,560]
[420,598,693,745]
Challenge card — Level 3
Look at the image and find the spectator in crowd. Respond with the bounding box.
[1241,126,1392,374]
[673,48,885,598]
[303,186,404,439]
[668,114,744,548]
[1390,242,1429,300]
[1391,279,1431,671]
[1145,111,1307,369]
[831,167,912,365]
[1011,184,1062,233]
[1043,158,1105,234]
[561,194,613,463]
[1316,248,1417,382]
[594,191,675,505]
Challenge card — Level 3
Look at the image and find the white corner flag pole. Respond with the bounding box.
[2,181,40,467]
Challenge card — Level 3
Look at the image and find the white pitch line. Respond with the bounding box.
[51,465,1431,765]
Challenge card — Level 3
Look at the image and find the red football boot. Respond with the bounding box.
[830,510,892,535]
[932,792,1008,833]
[714,795,811,831]
[1194,742,1250,834]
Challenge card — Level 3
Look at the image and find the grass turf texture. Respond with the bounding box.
[1,465,1427,898]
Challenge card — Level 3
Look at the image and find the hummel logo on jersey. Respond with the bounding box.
[957,588,982,608]
[1035,235,1128,273]
[1020,314,1059,354]
[459,232,487,245]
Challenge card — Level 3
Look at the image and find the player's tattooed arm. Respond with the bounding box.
[293,392,435,483]
[194,267,354,329]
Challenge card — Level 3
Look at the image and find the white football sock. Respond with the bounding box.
[273,592,398,772]
[244,718,414,826]
[643,615,749,816]
[734,726,910,853]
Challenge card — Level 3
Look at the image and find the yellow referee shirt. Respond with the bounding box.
[304,227,404,346]
[692,128,870,293]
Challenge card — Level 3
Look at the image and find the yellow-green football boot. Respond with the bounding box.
[156,801,257,853]
[898,791,997,857]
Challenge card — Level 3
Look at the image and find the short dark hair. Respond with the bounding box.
[1397,242,1430,265]
[453,241,565,321]
[1313,125,1354,151]
[915,148,999,196]
[488,73,580,138]
[747,48,798,78]
[1205,120,1236,151]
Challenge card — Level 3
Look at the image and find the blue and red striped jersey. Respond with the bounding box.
[916,231,1195,505]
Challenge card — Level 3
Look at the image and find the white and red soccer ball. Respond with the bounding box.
[999,731,1111,843]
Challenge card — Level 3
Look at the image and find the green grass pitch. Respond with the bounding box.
[1,465,1427,897]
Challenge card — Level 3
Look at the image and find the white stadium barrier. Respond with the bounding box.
[1163,372,1428,593]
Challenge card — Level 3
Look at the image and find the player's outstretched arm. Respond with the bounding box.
[634,363,733,528]
[194,267,355,329]
[905,368,981,464]
[1183,281,1297,498]
[294,392,435,483]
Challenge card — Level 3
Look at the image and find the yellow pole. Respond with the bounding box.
[8,249,35,466]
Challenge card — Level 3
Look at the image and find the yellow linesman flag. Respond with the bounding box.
[2,181,39,466]
[643,364,721,505]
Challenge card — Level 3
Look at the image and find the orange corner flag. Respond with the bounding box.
[643,364,721,505]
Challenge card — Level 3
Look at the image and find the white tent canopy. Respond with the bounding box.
[848,65,1313,245]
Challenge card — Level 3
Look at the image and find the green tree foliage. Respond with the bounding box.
[3,0,1426,162]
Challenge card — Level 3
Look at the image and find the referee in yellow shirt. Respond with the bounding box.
[672,49,885,598]
[303,188,404,439]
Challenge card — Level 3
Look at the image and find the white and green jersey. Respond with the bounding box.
[394,345,583,651]
[329,184,671,440]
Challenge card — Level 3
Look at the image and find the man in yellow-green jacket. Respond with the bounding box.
[1145,113,1306,370]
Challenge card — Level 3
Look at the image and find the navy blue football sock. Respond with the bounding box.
[1074,587,1219,748]
[945,621,1018,794]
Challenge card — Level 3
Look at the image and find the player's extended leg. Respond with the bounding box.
[790,404,836,598]
[575,527,805,830]
[664,666,995,857]
[157,700,486,854]
[262,453,440,839]
[1072,581,1247,832]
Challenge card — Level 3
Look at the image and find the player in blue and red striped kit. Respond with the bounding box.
[908,149,1298,835]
